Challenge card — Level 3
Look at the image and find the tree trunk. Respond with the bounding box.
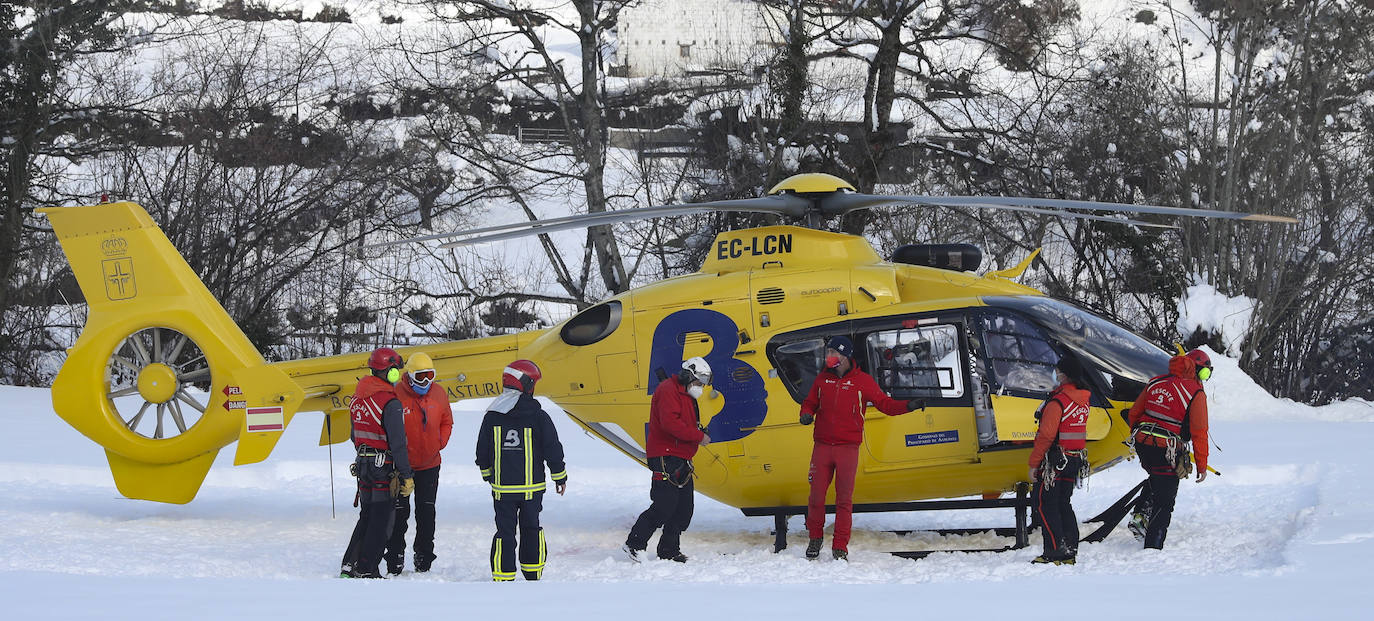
[576,0,628,294]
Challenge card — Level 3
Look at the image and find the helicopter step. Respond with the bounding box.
[745,483,1031,555]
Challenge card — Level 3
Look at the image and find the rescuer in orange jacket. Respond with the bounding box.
[384,352,453,574]
[1127,349,1211,549]
[1028,355,1092,565]
[799,336,924,561]
[340,347,414,579]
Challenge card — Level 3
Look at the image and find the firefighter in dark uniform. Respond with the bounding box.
[340,347,414,578]
[1128,348,1211,550]
[475,359,567,581]
[1027,355,1092,565]
[623,357,712,563]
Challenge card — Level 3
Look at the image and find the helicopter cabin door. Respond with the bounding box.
[856,317,977,467]
[972,309,1110,444]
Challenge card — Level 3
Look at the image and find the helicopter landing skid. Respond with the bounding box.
[1081,479,1148,543]
[889,546,1016,560]
[744,483,1031,556]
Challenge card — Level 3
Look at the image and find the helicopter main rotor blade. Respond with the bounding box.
[826,193,1297,224]
[371,194,813,250]
[960,202,1178,229]
[825,193,1174,228]
[433,194,814,249]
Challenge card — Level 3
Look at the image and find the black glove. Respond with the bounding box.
[907,399,927,412]
[799,413,815,425]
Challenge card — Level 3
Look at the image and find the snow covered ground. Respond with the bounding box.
[4,353,1373,619]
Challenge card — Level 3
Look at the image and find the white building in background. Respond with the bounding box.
[615,0,780,77]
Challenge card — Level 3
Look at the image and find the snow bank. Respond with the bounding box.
[1177,279,1255,356]
[1202,345,1374,423]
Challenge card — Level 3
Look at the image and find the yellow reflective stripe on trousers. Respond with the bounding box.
[492,537,515,581]
[519,530,547,579]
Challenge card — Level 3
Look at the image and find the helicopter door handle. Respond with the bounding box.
[762,260,784,269]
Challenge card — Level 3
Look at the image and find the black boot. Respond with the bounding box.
[1144,531,1166,550]
[805,538,823,560]
[385,553,404,576]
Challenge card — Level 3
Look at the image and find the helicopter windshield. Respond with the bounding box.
[984,296,1170,400]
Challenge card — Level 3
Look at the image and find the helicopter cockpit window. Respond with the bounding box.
[772,338,825,402]
[979,312,1059,395]
[866,325,965,399]
[559,300,622,347]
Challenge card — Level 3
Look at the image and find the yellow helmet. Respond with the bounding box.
[406,352,435,374]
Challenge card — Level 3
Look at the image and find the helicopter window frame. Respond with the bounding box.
[559,300,622,347]
[764,313,974,407]
[974,309,1062,399]
[863,324,966,401]
[767,336,828,404]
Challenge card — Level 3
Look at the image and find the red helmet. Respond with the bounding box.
[368,347,403,372]
[503,359,541,393]
[1186,349,1212,369]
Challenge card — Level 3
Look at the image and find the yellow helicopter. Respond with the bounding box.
[41,173,1291,549]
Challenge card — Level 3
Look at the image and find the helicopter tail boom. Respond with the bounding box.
[40,202,305,503]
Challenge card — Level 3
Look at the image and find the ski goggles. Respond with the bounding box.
[1197,366,1212,381]
[411,369,436,388]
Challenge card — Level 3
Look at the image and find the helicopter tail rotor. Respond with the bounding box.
[40,202,306,503]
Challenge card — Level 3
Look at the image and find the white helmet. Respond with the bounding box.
[680,356,712,385]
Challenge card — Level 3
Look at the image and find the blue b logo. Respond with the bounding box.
[648,309,767,443]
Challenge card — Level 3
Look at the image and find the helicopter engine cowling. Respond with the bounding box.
[891,244,983,272]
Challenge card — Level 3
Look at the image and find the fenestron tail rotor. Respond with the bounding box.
[374,172,1296,249]
[42,201,311,504]
[105,327,211,440]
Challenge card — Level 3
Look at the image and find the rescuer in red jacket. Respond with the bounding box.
[384,352,453,575]
[624,357,713,563]
[799,336,923,561]
[340,347,414,579]
[1128,349,1211,550]
[1028,355,1092,565]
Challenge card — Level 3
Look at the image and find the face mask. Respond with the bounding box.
[687,384,704,399]
[412,381,431,395]
[825,355,842,369]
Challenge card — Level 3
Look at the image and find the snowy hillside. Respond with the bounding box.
[4,350,1372,618]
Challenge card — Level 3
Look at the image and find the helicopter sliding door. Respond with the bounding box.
[766,315,978,469]
[858,320,977,467]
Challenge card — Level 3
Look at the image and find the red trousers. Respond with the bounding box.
[805,442,860,550]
